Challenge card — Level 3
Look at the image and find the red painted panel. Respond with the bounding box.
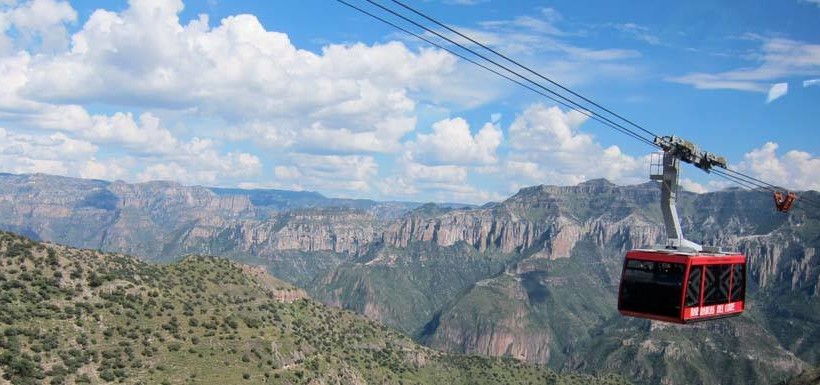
[620,249,747,324]
[626,250,746,265]
[689,255,746,265]
[683,301,744,320]
[625,250,689,264]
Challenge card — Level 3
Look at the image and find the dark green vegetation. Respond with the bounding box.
[308,182,820,385]
[1,173,818,385]
[0,231,628,385]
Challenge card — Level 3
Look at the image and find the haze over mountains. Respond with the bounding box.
[0,172,818,385]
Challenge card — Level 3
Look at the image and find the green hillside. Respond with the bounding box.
[0,231,628,385]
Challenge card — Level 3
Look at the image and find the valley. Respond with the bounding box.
[1,173,818,384]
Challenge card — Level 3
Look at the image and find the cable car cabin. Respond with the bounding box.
[618,249,746,324]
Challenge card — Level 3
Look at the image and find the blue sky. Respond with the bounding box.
[0,0,818,203]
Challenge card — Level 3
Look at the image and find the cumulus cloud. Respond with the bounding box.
[36,108,179,154]
[0,52,181,154]
[407,117,502,166]
[271,154,378,193]
[767,82,789,103]
[373,149,504,204]
[0,126,95,175]
[0,0,77,53]
[79,158,129,180]
[504,103,648,187]
[655,143,820,194]
[736,142,820,191]
[378,161,501,204]
[804,78,820,87]
[670,36,820,92]
[0,0,508,197]
[12,3,480,155]
[13,0,813,205]
[298,115,416,154]
[679,178,707,194]
[0,115,261,186]
[136,137,262,185]
[404,161,468,188]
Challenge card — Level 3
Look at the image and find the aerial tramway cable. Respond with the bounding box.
[336,0,815,326]
[717,169,820,210]
[355,0,661,148]
[388,0,661,141]
[335,0,658,149]
[336,0,815,211]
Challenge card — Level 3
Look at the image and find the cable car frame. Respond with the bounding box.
[618,249,745,323]
[617,136,748,324]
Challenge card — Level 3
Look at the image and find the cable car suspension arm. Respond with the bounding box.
[651,136,726,252]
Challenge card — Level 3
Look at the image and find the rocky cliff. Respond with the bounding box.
[0,172,818,385]
[312,179,820,385]
[0,174,393,268]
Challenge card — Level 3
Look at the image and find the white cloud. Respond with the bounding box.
[298,115,416,154]
[0,0,496,197]
[377,158,501,204]
[372,149,504,204]
[421,7,642,87]
[6,0,814,206]
[273,166,301,180]
[11,5,479,155]
[480,8,566,37]
[0,118,261,186]
[0,52,180,154]
[800,0,820,7]
[0,126,96,175]
[505,103,648,186]
[613,23,660,45]
[680,178,707,194]
[136,137,261,185]
[767,82,789,103]
[804,78,820,87]
[0,0,656,203]
[272,154,378,193]
[670,36,820,92]
[0,0,523,164]
[79,158,129,180]
[449,22,638,62]
[405,161,468,186]
[38,109,179,154]
[0,0,77,53]
[407,117,502,166]
[0,52,40,112]
[736,142,820,191]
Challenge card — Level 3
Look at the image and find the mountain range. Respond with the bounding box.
[0,230,629,384]
[0,172,817,385]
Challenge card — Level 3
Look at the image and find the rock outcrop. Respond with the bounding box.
[1,172,818,385]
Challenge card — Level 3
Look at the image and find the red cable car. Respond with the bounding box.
[617,136,750,323]
[618,249,746,323]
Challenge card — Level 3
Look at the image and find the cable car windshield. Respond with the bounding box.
[619,259,685,318]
